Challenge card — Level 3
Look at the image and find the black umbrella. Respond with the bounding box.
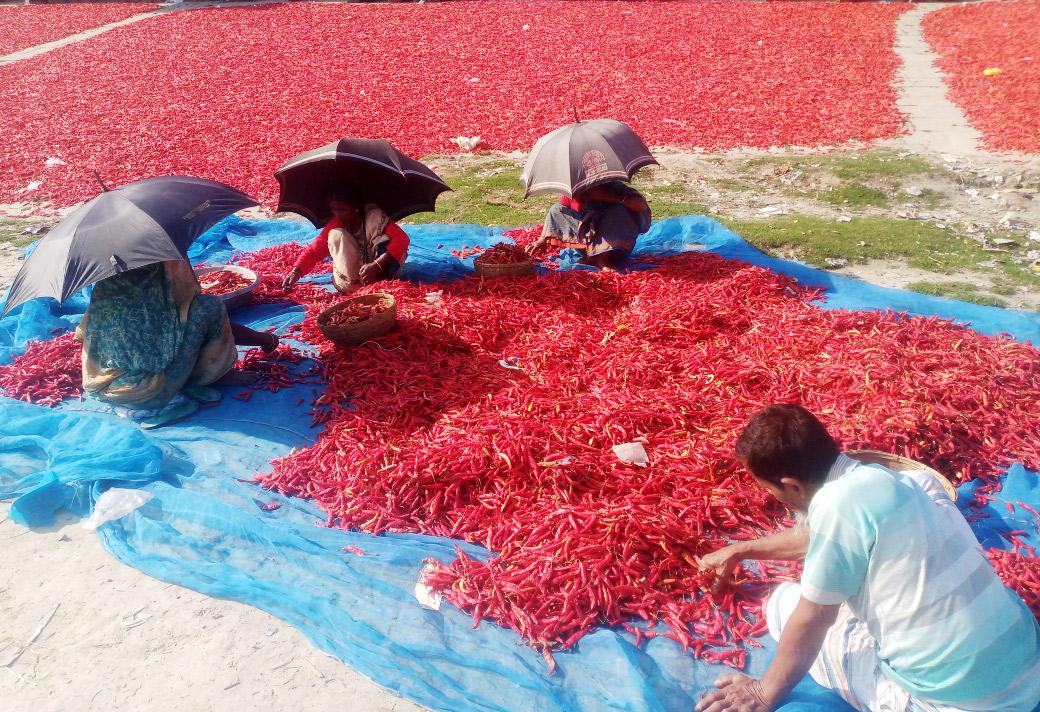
[2,175,256,315]
[520,118,658,198]
[274,138,451,227]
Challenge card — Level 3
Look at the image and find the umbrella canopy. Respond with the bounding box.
[520,118,658,198]
[2,176,256,315]
[274,138,451,227]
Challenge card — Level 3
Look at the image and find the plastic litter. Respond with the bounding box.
[81,488,153,530]
[414,562,443,610]
[612,442,648,467]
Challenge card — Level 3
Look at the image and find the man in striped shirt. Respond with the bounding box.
[696,404,1040,712]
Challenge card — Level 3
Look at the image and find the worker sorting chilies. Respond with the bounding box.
[696,404,1040,712]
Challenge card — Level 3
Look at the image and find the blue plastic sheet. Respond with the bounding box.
[1,215,1038,712]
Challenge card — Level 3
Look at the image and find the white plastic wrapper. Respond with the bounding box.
[612,442,648,467]
[81,488,153,530]
[414,562,443,611]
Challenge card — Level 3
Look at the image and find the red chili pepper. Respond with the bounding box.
[198,269,251,296]
[0,332,82,406]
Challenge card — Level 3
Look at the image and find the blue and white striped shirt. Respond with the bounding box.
[802,455,1040,711]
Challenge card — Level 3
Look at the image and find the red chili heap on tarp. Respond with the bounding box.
[475,242,532,265]
[325,302,388,327]
[988,549,1040,620]
[199,270,251,296]
[234,243,335,307]
[259,250,1040,669]
[0,332,82,407]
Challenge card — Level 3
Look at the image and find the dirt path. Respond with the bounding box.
[889,4,984,158]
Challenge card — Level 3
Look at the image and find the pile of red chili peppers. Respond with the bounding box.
[198,269,251,296]
[0,2,909,209]
[923,0,1040,153]
[0,332,82,406]
[988,549,1040,620]
[475,242,532,265]
[326,300,391,327]
[234,243,334,307]
[255,250,1040,669]
[0,3,155,56]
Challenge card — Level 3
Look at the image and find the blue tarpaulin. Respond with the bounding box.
[1,215,1038,712]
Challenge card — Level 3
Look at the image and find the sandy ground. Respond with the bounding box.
[0,4,1038,712]
[0,503,427,712]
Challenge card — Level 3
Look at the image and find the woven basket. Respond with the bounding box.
[194,265,259,312]
[317,293,398,345]
[473,256,534,277]
[846,449,957,502]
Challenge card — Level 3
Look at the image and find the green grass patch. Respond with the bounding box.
[713,177,754,192]
[819,183,889,208]
[742,150,936,182]
[720,215,990,273]
[405,159,707,226]
[906,281,1007,308]
[0,219,37,248]
[405,160,548,226]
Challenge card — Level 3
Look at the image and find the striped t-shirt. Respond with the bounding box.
[802,455,1040,710]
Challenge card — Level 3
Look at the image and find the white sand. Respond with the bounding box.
[0,503,428,712]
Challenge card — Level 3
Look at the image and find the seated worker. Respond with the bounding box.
[281,188,409,293]
[696,404,1040,712]
[75,259,277,428]
[526,180,651,268]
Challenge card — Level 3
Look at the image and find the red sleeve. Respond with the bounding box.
[384,222,409,263]
[293,219,337,275]
[560,195,582,212]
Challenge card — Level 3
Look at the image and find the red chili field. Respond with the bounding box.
[0,3,155,56]
[924,0,1040,153]
[0,1,909,210]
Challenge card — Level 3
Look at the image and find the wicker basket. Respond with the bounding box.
[317,293,398,345]
[473,256,534,277]
[194,265,259,312]
[846,449,957,502]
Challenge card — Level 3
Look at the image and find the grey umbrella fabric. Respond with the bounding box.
[2,176,256,315]
[520,118,658,198]
[275,138,451,227]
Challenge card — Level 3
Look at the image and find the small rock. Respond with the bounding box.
[824,258,849,269]
[905,186,923,197]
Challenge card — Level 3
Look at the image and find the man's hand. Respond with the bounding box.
[695,674,772,712]
[699,543,744,590]
[359,260,384,286]
[525,238,548,255]
[281,269,299,291]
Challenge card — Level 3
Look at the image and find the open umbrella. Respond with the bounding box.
[520,118,658,198]
[274,138,451,227]
[2,176,256,315]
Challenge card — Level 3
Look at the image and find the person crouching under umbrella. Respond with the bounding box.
[526,180,651,269]
[281,188,410,293]
[75,259,278,428]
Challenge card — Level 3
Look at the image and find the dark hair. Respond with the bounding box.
[734,404,839,485]
[328,185,361,207]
